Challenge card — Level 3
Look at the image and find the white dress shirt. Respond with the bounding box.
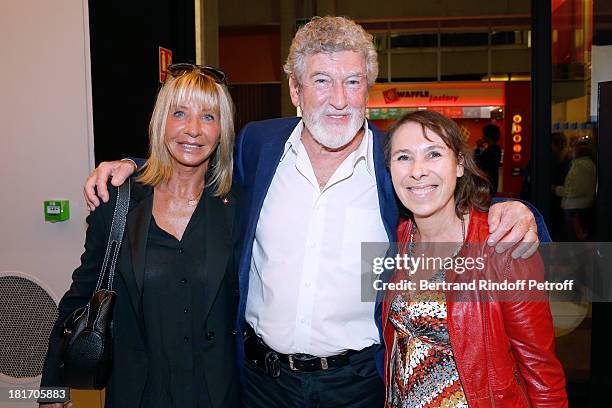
[245,120,389,356]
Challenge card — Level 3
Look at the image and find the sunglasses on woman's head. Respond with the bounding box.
[167,63,227,84]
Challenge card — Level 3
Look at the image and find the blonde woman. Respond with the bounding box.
[41,64,241,407]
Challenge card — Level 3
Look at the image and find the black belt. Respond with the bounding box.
[244,325,374,378]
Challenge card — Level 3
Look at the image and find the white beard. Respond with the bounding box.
[301,104,365,149]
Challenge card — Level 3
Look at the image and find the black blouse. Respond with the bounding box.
[140,196,212,407]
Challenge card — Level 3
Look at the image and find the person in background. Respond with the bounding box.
[383,110,567,407]
[475,124,502,195]
[473,137,486,158]
[549,132,571,240]
[82,17,545,407]
[554,137,596,241]
[40,64,241,408]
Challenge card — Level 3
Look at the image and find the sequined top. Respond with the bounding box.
[388,283,468,408]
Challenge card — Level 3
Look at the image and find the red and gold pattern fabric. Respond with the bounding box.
[388,289,468,408]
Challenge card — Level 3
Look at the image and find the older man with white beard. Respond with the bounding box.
[84,16,544,408]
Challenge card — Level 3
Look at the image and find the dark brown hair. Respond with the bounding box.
[385,110,491,218]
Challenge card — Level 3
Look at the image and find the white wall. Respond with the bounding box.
[0,0,94,302]
[0,1,94,404]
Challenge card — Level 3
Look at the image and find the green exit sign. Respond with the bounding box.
[44,200,70,222]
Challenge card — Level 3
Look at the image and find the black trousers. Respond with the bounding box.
[243,345,385,408]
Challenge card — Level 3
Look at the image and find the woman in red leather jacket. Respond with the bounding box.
[382,110,567,407]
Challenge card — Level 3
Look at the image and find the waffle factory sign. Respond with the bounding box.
[369,82,505,108]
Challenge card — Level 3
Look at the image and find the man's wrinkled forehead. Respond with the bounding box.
[302,51,367,74]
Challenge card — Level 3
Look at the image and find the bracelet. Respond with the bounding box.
[119,158,138,171]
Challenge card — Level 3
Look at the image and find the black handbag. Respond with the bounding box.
[58,181,130,389]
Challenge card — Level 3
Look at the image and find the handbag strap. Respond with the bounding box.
[95,181,131,292]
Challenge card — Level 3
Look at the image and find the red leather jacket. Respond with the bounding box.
[382,209,567,407]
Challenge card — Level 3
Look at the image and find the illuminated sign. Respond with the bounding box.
[511,114,523,162]
[159,46,173,83]
[368,82,505,108]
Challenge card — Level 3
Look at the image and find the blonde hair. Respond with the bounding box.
[283,16,379,87]
[137,71,235,197]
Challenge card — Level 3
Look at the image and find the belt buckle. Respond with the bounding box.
[320,357,328,370]
[289,354,328,371]
[288,355,297,371]
[265,351,281,378]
